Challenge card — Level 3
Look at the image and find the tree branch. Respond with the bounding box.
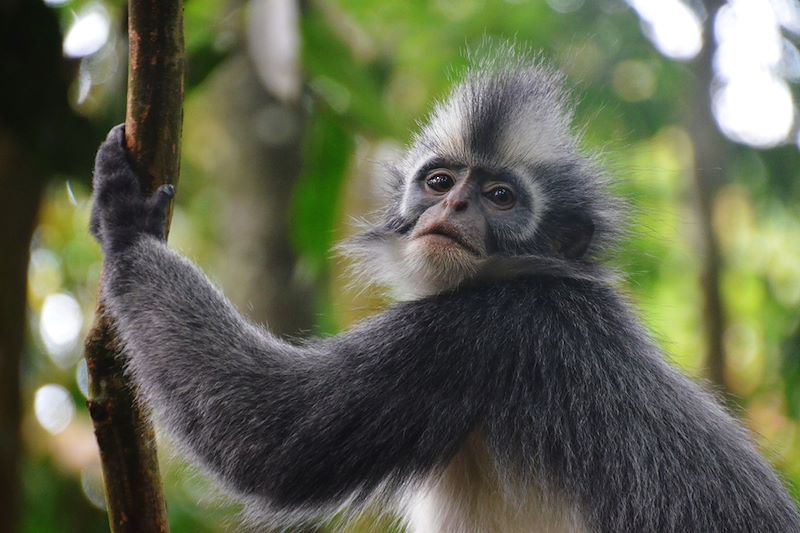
[84,0,184,530]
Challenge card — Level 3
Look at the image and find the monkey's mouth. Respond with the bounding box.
[415,224,482,257]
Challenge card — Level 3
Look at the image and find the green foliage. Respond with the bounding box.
[22,457,108,533]
[184,0,231,88]
[292,107,353,276]
[302,6,394,136]
[22,0,800,531]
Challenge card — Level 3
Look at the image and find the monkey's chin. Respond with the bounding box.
[400,238,481,297]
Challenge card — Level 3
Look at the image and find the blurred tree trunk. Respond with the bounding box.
[686,1,732,396]
[200,0,314,337]
[203,57,314,335]
[0,2,90,530]
[0,130,44,533]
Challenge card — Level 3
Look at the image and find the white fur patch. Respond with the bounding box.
[512,164,548,241]
[404,435,589,533]
[496,105,574,167]
[399,90,471,217]
[425,86,470,161]
[399,150,435,217]
[339,229,482,301]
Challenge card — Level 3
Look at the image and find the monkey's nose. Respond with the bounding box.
[451,199,468,212]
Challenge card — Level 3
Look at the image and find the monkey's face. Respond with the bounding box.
[396,161,540,294]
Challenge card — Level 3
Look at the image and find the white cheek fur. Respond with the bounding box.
[339,230,481,301]
[512,165,547,241]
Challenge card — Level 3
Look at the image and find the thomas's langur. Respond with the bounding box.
[90,50,800,532]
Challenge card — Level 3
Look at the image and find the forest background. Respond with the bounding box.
[2,0,800,531]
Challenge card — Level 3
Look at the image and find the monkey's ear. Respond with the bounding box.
[554,210,594,260]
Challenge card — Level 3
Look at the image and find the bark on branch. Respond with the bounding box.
[84,0,184,531]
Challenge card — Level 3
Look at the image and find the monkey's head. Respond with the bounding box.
[343,51,622,299]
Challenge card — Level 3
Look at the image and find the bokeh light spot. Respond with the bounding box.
[34,384,75,435]
[28,248,63,307]
[712,73,794,148]
[81,468,107,510]
[612,60,657,101]
[76,358,90,399]
[40,293,83,368]
[714,0,782,80]
[627,0,703,61]
[63,5,110,58]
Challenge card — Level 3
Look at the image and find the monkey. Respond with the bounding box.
[90,51,800,532]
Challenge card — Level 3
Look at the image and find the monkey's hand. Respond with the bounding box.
[90,124,175,255]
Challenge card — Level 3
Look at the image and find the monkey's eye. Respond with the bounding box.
[425,172,455,193]
[484,186,516,209]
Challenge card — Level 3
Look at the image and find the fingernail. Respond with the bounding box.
[160,184,175,198]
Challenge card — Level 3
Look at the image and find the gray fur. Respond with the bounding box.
[91,50,800,532]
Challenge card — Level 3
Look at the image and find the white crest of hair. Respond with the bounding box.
[408,45,578,167]
[419,87,471,162]
[491,71,578,167]
[469,42,579,161]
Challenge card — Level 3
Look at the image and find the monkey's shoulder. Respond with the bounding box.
[402,274,627,328]
[367,274,637,372]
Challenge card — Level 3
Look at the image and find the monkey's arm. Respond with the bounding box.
[91,126,492,521]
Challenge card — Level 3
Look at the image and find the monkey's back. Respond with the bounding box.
[417,276,800,533]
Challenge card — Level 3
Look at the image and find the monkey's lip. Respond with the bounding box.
[415,225,482,257]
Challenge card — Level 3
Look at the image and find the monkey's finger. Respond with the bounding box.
[106,123,126,145]
[93,125,142,197]
[147,184,175,216]
[144,184,176,239]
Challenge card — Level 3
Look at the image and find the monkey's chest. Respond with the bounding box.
[403,435,588,533]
